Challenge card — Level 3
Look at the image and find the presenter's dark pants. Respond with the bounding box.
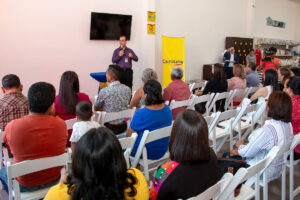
[224,67,233,79]
[120,68,133,90]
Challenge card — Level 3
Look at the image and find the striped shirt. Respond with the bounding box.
[0,92,28,131]
[238,119,293,181]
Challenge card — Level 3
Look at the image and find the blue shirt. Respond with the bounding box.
[131,105,173,160]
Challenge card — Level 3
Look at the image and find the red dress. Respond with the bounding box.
[292,95,300,153]
[54,93,92,146]
[255,49,261,66]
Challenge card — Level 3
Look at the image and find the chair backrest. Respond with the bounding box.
[131,124,173,168]
[230,98,251,129]
[189,82,206,92]
[119,133,138,168]
[189,173,233,200]
[169,98,194,110]
[98,108,136,126]
[217,110,237,123]
[65,118,78,130]
[191,94,214,112]
[290,133,300,153]
[227,89,247,109]
[218,146,280,200]
[7,153,67,200]
[207,112,221,135]
[208,92,231,113]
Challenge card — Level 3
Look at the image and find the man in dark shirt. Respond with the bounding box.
[112,35,138,90]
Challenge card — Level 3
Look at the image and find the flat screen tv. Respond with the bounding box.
[90,12,132,40]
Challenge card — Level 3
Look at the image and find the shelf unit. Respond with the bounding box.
[254,37,300,68]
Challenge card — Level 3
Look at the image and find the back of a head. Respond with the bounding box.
[28,82,55,114]
[59,71,79,115]
[71,127,133,200]
[248,62,256,72]
[287,76,300,95]
[233,64,245,79]
[264,69,279,91]
[213,63,225,81]
[171,66,184,80]
[290,67,300,77]
[279,68,291,84]
[269,47,277,54]
[76,101,92,121]
[2,74,20,89]
[267,91,292,123]
[107,64,121,81]
[142,68,158,83]
[169,110,210,164]
[143,80,164,106]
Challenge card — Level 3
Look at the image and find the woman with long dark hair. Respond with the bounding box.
[126,80,173,160]
[195,63,228,112]
[150,110,220,199]
[44,127,149,200]
[278,68,291,91]
[54,71,92,146]
[250,69,279,102]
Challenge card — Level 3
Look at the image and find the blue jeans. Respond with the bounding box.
[0,166,59,193]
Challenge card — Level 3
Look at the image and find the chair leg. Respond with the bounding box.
[263,172,268,200]
[255,175,260,200]
[290,153,294,200]
[281,167,286,200]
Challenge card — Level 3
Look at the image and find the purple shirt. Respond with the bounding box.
[112,46,138,69]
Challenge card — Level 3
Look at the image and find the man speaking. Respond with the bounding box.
[112,35,138,90]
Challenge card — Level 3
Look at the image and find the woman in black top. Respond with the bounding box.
[150,110,221,200]
[195,63,228,112]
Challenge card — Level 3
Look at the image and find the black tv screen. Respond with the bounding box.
[90,12,132,40]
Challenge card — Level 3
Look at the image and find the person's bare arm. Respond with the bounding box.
[126,126,135,137]
[250,87,267,101]
[71,142,76,153]
[129,88,143,109]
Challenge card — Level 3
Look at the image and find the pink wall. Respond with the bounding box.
[0,0,153,98]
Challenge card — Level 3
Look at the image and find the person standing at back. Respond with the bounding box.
[223,47,239,79]
[163,66,190,119]
[112,35,138,90]
[0,82,67,193]
[0,74,28,131]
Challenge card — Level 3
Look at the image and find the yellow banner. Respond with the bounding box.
[147,24,156,35]
[162,36,185,87]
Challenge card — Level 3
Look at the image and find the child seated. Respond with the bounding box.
[70,101,100,152]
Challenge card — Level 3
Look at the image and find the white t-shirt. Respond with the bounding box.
[69,121,100,142]
[229,53,234,67]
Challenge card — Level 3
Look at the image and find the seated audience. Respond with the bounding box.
[246,62,260,88]
[95,64,131,135]
[69,101,100,152]
[45,127,149,200]
[0,82,67,193]
[54,71,92,146]
[290,67,300,77]
[151,110,221,199]
[250,69,279,102]
[285,77,300,160]
[0,74,28,131]
[129,68,157,109]
[163,66,191,119]
[126,80,173,160]
[195,63,228,112]
[227,64,246,105]
[278,68,291,91]
[231,91,293,181]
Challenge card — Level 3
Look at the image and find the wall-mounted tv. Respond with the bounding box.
[90,12,132,40]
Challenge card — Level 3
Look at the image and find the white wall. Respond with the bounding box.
[0,0,153,98]
[155,0,249,82]
[253,0,299,40]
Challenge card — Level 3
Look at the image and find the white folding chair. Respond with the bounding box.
[119,133,138,168]
[7,153,67,200]
[285,133,300,200]
[65,118,78,130]
[189,173,233,200]
[169,97,195,111]
[227,89,247,110]
[130,124,173,180]
[208,91,232,113]
[189,81,207,93]
[190,94,215,116]
[217,146,279,200]
[96,108,136,135]
[205,112,221,152]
